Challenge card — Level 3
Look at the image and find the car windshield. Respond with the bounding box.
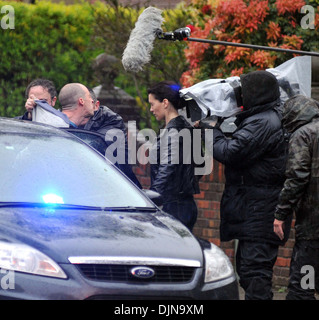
[0,133,153,208]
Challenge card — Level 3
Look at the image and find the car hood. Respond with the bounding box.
[0,207,203,265]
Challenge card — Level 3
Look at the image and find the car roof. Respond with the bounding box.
[0,117,73,138]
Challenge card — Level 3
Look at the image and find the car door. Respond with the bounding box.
[63,128,107,156]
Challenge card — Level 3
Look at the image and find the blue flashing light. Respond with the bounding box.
[169,84,181,92]
[42,193,64,204]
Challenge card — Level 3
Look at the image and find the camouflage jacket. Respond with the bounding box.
[275,95,319,240]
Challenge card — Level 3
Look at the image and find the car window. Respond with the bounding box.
[63,129,107,156]
[0,133,152,208]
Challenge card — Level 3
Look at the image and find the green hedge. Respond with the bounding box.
[91,3,191,130]
[0,1,100,117]
[0,1,192,126]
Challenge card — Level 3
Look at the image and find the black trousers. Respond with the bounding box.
[163,196,198,232]
[236,240,278,300]
[286,240,319,300]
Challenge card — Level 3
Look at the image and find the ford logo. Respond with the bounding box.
[130,266,155,279]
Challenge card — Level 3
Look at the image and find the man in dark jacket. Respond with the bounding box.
[84,88,142,188]
[59,83,141,188]
[274,95,319,300]
[20,81,141,187]
[212,70,290,299]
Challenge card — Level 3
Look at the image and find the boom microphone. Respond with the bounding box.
[158,26,319,58]
[157,27,192,41]
[122,7,319,74]
[122,7,164,73]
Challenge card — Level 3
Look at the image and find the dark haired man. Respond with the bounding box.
[22,78,57,120]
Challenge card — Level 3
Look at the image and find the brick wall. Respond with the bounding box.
[132,157,294,287]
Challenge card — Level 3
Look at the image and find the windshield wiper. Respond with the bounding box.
[101,206,158,212]
[0,202,157,212]
[0,202,102,210]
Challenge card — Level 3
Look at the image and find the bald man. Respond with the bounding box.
[59,83,142,188]
[59,83,95,127]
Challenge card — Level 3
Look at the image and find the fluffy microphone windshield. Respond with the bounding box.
[122,7,164,73]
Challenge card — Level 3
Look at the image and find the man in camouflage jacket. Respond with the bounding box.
[274,95,319,300]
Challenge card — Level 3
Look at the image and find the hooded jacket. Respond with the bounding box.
[213,71,290,245]
[275,95,319,241]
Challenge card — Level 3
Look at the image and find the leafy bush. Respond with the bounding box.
[180,0,319,86]
[91,2,192,130]
[0,0,193,131]
[0,1,100,117]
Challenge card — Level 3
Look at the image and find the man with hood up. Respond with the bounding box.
[274,95,319,300]
[212,70,291,300]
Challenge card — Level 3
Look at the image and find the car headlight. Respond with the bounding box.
[204,243,234,282]
[0,241,67,279]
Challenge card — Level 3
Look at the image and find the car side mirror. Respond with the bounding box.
[143,189,163,207]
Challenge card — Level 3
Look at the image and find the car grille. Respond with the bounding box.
[76,264,195,283]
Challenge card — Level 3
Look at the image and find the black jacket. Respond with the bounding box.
[150,115,200,200]
[213,104,290,244]
[83,105,142,188]
[212,71,292,245]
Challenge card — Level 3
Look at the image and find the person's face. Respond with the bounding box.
[149,94,166,122]
[28,86,56,106]
[82,89,95,118]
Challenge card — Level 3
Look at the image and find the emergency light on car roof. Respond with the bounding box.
[42,193,64,204]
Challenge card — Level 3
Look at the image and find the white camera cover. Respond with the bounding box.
[180,56,312,120]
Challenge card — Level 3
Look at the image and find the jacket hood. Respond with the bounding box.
[240,70,280,110]
[282,95,319,133]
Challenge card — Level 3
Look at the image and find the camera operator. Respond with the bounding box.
[209,70,291,300]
